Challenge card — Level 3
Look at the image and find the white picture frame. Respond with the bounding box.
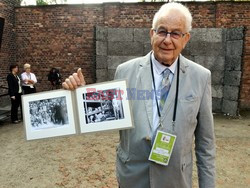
[75,80,133,133]
[22,89,76,140]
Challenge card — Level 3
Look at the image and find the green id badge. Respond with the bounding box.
[148,130,176,166]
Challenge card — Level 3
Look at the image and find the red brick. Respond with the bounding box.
[1,2,250,108]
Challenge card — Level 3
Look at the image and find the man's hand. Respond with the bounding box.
[11,96,15,100]
[62,68,86,90]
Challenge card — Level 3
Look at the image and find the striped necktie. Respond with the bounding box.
[159,68,171,111]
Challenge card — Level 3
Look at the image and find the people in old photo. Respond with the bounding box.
[83,88,124,124]
[112,94,123,120]
[29,97,68,129]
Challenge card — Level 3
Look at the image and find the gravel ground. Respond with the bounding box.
[0,111,249,188]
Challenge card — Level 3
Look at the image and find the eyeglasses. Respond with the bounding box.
[153,28,186,39]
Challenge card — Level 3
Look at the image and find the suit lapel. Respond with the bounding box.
[137,54,188,127]
[138,53,153,129]
[161,55,188,119]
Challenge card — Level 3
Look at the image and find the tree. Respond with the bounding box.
[50,0,67,4]
[36,0,67,5]
[36,0,48,5]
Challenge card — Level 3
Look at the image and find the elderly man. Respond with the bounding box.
[63,2,215,188]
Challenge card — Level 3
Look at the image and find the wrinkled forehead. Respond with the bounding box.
[155,9,186,31]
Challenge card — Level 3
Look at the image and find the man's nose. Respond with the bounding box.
[163,33,172,43]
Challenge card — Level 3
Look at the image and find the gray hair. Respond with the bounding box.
[23,63,31,70]
[152,2,192,32]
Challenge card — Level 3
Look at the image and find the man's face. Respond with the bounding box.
[150,10,190,66]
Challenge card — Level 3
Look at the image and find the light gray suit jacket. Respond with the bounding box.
[114,52,216,188]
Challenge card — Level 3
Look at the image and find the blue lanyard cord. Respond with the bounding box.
[150,55,180,123]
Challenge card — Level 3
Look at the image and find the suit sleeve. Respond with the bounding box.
[195,71,216,188]
[114,65,121,80]
[7,75,15,97]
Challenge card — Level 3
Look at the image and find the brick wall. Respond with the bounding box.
[7,1,250,109]
[15,4,104,91]
[0,0,18,105]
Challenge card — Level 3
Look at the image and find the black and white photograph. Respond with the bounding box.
[22,90,76,140]
[29,97,69,130]
[76,80,133,133]
[83,88,124,124]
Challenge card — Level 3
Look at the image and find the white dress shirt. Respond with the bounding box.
[21,72,37,87]
[16,75,22,93]
[151,52,177,135]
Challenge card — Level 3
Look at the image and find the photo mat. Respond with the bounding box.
[76,80,133,133]
[22,90,76,140]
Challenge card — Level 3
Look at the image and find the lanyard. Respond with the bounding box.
[150,54,180,128]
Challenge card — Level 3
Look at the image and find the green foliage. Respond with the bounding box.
[36,0,48,5]
[36,0,67,5]
[48,0,67,4]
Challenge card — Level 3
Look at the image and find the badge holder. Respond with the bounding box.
[148,130,176,166]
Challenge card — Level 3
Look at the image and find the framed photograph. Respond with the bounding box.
[75,80,133,133]
[22,90,76,140]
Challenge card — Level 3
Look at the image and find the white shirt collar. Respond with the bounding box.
[151,52,177,75]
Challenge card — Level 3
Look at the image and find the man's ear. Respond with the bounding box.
[183,32,191,49]
[150,28,154,45]
[150,28,154,38]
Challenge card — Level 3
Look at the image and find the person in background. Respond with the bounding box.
[48,67,62,90]
[7,64,22,124]
[21,63,37,94]
[62,2,215,188]
[112,95,121,120]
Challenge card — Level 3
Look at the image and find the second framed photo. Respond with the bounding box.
[75,80,133,133]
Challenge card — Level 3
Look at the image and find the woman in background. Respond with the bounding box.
[21,63,37,94]
[48,67,62,90]
[7,64,22,124]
